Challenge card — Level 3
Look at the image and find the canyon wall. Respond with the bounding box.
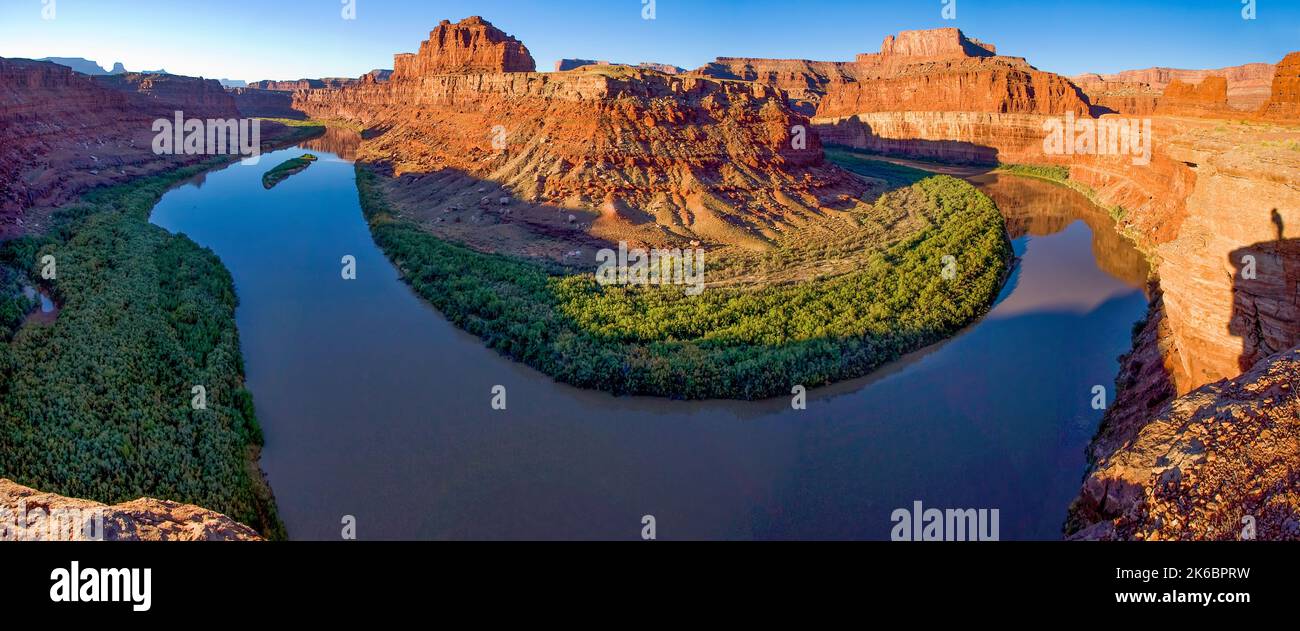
[809,29,1090,164]
[692,57,859,115]
[1,479,261,541]
[1077,63,1276,112]
[0,57,307,237]
[1259,52,1300,120]
[293,17,866,251]
[95,72,239,118]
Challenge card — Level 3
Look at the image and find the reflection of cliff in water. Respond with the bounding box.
[971,173,1150,289]
[298,126,362,161]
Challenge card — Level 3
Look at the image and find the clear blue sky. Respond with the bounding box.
[1,0,1296,81]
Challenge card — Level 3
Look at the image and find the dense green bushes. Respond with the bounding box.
[0,161,283,538]
[357,166,1013,400]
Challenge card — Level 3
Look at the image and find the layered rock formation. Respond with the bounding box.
[868,28,996,59]
[293,17,866,253]
[230,86,302,118]
[95,72,239,118]
[809,29,1090,164]
[1259,52,1300,120]
[247,70,391,92]
[1077,63,1276,112]
[1072,74,1162,116]
[1068,348,1300,541]
[1,479,261,541]
[1155,77,1233,118]
[392,16,535,78]
[692,57,859,115]
[0,57,308,236]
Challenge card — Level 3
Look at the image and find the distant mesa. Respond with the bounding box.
[1073,62,1277,115]
[554,59,684,74]
[392,15,535,78]
[247,69,391,92]
[36,57,129,76]
[866,27,997,60]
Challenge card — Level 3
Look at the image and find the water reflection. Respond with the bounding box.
[148,144,1152,541]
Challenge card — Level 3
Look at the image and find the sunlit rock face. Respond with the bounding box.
[1,479,261,541]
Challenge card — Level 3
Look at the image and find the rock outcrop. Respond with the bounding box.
[0,479,261,541]
[293,17,866,252]
[1077,63,1277,112]
[809,29,1090,164]
[1068,348,1300,541]
[692,57,859,115]
[1155,77,1233,118]
[1072,74,1162,116]
[871,28,996,59]
[230,86,301,118]
[95,72,239,118]
[392,16,535,78]
[1259,52,1300,121]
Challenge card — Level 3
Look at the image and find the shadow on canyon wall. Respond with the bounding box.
[1229,210,1300,373]
[815,118,1002,165]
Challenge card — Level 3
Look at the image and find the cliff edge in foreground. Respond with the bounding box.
[1068,348,1300,541]
[1,479,262,541]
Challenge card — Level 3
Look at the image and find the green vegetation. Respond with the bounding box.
[262,153,318,189]
[0,160,284,539]
[357,166,1012,400]
[0,264,35,342]
[825,148,932,189]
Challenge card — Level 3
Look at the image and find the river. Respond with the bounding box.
[150,141,1149,540]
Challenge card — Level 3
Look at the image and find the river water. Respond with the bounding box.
[150,143,1149,540]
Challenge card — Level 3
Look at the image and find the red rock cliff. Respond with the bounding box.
[1259,52,1300,121]
[392,16,535,78]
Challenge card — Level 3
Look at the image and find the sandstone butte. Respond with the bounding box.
[292,16,868,253]
[0,479,261,541]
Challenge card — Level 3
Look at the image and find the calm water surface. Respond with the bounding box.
[150,144,1149,540]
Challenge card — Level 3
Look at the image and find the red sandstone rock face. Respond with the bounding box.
[0,57,303,235]
[0,479,261,541]
[871,28,995,59]
[392,16,535,79]
[1082,63,1276,111]
[95,72,239,118]
[1072,74,1161,116]
[1259,52,1300,121]
[293,19,866,251]
[807,29,1090,164]
[692,57,859,115]
[1155,77,1233,118]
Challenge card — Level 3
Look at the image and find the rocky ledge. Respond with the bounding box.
[0,479,262,541]
[1068,349,1300,541]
